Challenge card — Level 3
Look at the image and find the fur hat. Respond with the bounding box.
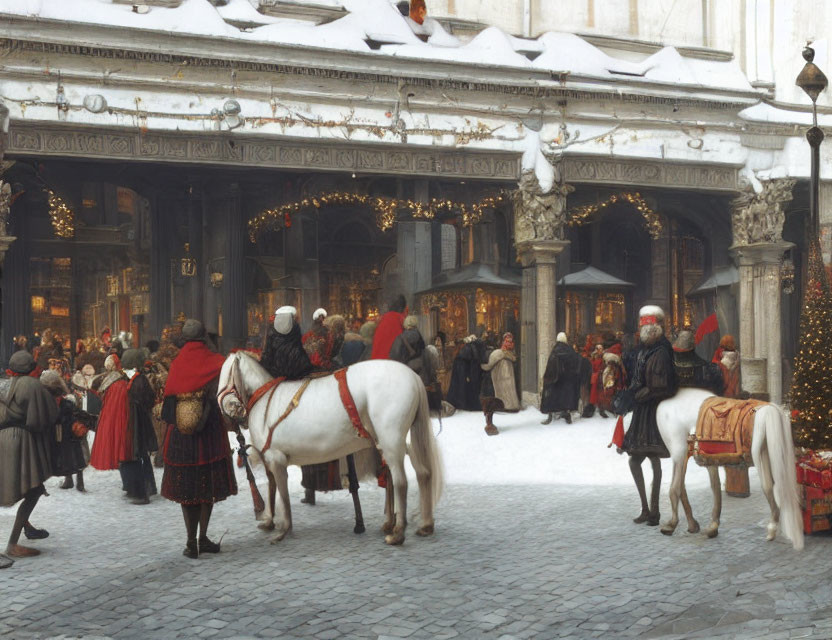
[603,351,622,365]
[359,321,377,342]
[639,305,665,327]
[8,351,36,375]
[181,319,206,342]
[556,332,568,344]
[274,306,297,335]
[403,315,419,330]
[672,330,696,353]
[104,354,121,371]
[312,308,327,322]
[40,369,69,396]
[719,334,736,351]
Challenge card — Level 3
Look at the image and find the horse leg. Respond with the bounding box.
[755,449,780,541]
[384,458,407,546]
[679,456,699,533]
[346,454,365,535]
[257,470,276,532]
[660,461,682,536]
[647,455,662,526]
[382,467,395,534]
[412,448,435,538]
[704,466,721,538]
[269,462,292,544]
[629,454,650,523]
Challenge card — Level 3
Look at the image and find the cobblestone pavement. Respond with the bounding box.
[1,463,831,640]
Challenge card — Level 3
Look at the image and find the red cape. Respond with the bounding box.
[371,311,405,359]
[164,341,226,397]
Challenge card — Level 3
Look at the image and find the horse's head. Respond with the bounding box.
[218,352,250,423]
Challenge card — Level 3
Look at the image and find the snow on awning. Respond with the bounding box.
[419,263,521,294]
[687,265,738,297]
[558,266,634,290]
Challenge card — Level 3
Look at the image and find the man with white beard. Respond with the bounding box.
[620,306,678,526]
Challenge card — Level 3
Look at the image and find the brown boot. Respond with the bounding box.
[301,488,316,505]
[6,544,41,558]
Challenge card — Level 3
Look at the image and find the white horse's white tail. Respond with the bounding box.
[409,384,444,508]
[761,405,803,550]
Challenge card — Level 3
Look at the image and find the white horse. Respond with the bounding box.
[217,352,444,545]
[637,388,803,550]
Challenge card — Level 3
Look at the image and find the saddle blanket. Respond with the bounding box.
[693,397,766,465]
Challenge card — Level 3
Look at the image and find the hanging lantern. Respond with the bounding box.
[181,243,197,277]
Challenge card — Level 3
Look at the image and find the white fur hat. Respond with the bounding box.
[312,308,327,322]
[556,332,568,344]
[639,305,665,325]
[274,306,297,335]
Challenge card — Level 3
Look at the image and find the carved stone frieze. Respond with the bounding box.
[731,178,797,245]
[562,157,738,192]
[0,180,10,237]
[6,122,522,181]
[513,170,574,244]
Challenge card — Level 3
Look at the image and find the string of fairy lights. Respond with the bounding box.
[247,192,506,242]
[47,190,76,239]
[248,189,661,242]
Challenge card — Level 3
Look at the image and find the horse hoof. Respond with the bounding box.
[660,525,675,536]
[270,531,288,544]
[705,528,719,539]
[416,524,434,537]
[687,522,700,534]
[258,521,275,532]
[381,522,394,535]
[354,524,365,535]
[384,531,405,546]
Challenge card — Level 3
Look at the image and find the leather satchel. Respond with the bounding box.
[175,390,209,435]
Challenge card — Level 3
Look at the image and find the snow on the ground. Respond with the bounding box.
[430,407,730,489]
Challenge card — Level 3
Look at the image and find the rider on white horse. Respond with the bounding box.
[260,306,313,381]
[619,306,678,527]
[672,330,724,395]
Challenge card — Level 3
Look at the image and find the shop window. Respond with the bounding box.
[30,257,72,347]
[440,224,457,271]
[682,237,704,270]
[475,288,520,336]
[594,293,626,330]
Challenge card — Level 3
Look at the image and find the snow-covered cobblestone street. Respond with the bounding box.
[1,410,831,639]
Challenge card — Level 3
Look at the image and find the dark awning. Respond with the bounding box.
[418,262,521,294]
[687,265,738,297]
[559,266,634,290]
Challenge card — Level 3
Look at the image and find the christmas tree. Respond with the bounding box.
[791,237,832,449]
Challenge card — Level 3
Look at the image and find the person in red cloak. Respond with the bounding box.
[160,319,237,559]
[371,295,407,360]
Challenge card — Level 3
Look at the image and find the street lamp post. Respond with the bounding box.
[796,45,828,234]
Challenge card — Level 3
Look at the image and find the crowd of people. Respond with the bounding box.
[1,319,237,567]
[539,319,742,428]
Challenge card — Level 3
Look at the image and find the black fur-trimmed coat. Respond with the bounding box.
[260,325,313,380]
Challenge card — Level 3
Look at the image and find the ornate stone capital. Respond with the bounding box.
[730,240,795,267]
[731,178,797,246]
[515,239,570,268]
[512,170,574,245]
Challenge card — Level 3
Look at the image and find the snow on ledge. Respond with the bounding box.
[0,0,755,94]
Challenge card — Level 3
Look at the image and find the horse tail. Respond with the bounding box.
[761,404,803,550]
[409,381,444,507]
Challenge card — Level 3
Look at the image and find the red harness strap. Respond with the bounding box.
[246,377,285,414]
[334,368,371,440]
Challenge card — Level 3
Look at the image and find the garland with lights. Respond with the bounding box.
[790,237,832,450]
[248,191,506,242]
[48,190,76,239]
[567,192,662,238]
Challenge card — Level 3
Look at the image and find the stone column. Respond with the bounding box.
[512,169,574,406]
[221,183,246,351]
[731,177,797,404]
[730,242,793,403]
[517,240,570,404]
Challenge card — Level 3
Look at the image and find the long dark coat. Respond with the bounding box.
[446,341,486,411]
[621,336,678,458]
[126,374,158,459]
[540,342,582,413]
[260,325,313,380]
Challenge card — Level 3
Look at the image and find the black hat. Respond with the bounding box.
[121,348,145,370]
[181,319,206,342]
[8,351,36,375]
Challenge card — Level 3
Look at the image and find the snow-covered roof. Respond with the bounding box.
[0,0,757,94]
[559,266,634,290]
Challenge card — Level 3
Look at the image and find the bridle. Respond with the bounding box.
[218,355,248,421]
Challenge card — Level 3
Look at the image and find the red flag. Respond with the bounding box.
[694,313,719,345]
[609,415,625,449]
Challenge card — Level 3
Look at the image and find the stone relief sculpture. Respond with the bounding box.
[0,181,11,237]
[513,169,574,244]
[731,177,797,245]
